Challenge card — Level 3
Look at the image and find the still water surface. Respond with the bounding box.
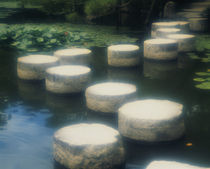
[0,43,210,169]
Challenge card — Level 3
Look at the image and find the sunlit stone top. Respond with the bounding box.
[157,28,181,33]
[188,17,208,21]
[146,161,208,169]
[54,48,91,56]
[152,22,178,26]
[167,34,195,39]
[86,82,136,96]
[119,99,183,120]
[183,8,207,12]
[54,123,119,145]
[108,44,139,51]
[46,65,91,76]
[18,55,58,64]
[144,39,177,45]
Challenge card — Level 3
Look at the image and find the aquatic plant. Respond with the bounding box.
[0,24,138,52]
[194,70,210,90]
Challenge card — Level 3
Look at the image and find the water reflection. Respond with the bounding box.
[143,60,177,80]
[107,67,142,83]
[17,80,46,107]
[45,93,87,128]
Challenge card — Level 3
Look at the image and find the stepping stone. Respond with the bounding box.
[85,82,137,113]
[151,21,189,38]
[17,55,59,80]
[176,11,204,19]
[46,65,91,94]
[156,28,181,38]
[53,123,125,169]
[167,34,195,52]
[118,99,185,142]
[54,48,92,65]
[107,44,140,67]
[183,8,208,13]
[144,39,178,61]
[146,161,210,169]
[189,18,208,32]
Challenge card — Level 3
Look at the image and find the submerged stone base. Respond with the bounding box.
[46,65,91,94]
[108,44,140,67]
[17,55,59,80]
[156,28,181,38]
[85,82,137,113]
[189,18,208,32]
[53,123,125,169]
[144,39,178,61]
[118,99,185,142]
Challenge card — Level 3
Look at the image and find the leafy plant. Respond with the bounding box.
[194,70,210,90]
[0,23,138,52]
[85,0,117,18]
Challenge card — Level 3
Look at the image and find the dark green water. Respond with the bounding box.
[0,45,210,169]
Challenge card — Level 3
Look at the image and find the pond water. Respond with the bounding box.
[0,38,210,169]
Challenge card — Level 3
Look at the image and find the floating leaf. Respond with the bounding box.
[196,82,210,90]
[201,58,210,63]
[193,78,206,82]
[195,72,210,76]
[187,52,200,59]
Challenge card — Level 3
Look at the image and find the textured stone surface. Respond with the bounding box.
[167,34,195,52]
[53,123,125,169]
[189,18,208,32]
[46,65,91,94]
[85,82,137,113]
[54,48,92,65]
[146,161,210,169]
[118,99,185,142]
[144,39,178,60]
[156,28,181,38]
[17,55,59,80]
[151,21,189,38]
[108,44,140,67]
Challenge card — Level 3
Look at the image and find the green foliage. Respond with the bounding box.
[39,0,87,15]
[196,35,210,52]
[85,0,117,17]
[194,70,210,90]
[66,12,85,23]
[0,24,138,52]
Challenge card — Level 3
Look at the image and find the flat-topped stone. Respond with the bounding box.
[17,55,59,80]
[146,161,210,169]
[46,65,91,94]
[189,18,208,32]
[156,28,181,38]
[54,48,92,65]
[144,39,178,60]
[118,99,185,142]
[85,82,137,113]
[167,34,195,52]
[53,123,125,169]
[108,44,140,67]
[151,21,189,38]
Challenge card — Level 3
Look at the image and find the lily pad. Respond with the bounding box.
[193,78,206,82]
[187,52,200,59]
[195,72,210,76]
[196,82,210,90]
